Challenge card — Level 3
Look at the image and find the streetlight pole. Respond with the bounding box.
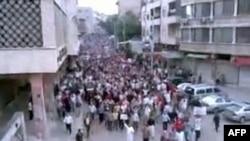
[150,5,154,72]
[120,19,126,41]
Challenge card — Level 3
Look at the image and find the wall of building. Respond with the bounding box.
[0,48,58,74]
[65,0,80,55]
[0,0,78,74]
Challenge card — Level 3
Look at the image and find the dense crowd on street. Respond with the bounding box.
[50,34,217,141]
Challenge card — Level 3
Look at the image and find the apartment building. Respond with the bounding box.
[0,0,79,140]
[141,0,183,64]
[117,0,142,17]
[141,0,161,43]
[180,0,250,87]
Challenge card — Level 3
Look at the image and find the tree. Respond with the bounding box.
[98,14,118,35]
[98,11,141,41]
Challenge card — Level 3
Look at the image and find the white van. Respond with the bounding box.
[184,84,225,99]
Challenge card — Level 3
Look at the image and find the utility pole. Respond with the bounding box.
[122,19,126,41]
[149,1,155,72]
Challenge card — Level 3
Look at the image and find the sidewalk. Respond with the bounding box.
[27,103,88,141]
[219,85,250,102]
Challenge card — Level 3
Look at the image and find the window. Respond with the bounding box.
[214,88,221,93]
[181,5,194,18]
[206,88,213,93]
[243,107,250,111]
[236,27,250,43]
[214,0,234,17]
[185,87,194,95]
[181,29,189,41]
[213,28,233,43]
[197,89,205,94]
[194,3,211,18]
[238,0,250,15]
[169,2,176,16]
[215,98,224,103]
[191,28,209,42]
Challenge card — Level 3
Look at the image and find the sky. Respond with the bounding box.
[78,0,118,15]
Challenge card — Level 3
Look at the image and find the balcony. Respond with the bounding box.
[180,42,250,56]
[0,48,59,74]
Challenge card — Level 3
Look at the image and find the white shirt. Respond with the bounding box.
[71,94,76,104]
[132,113,140,122]
[144,107,151,117]
[28,102,32,111]
[164,92,171,103]
[157,84,162,91]
[176,131,185,141]
[194,117,201,131]
[124,124,134,141]
[162,113,170,122]
[89,105,96,113]
[63,116,73,124]
[143,97,150,105]
[164,105,173,113]
[143,89,148,96]
[148,125,155,138]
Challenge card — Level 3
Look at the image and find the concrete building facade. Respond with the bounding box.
[117,0,142,17]
[141,0,183,64]
[180,0,250,87]
[0,0,79,140]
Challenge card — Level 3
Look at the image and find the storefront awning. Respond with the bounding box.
[161,51,183,59]
[233,57,250,66]
[186,54,209,59]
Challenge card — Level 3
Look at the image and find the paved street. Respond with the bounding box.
[25,86,250,141]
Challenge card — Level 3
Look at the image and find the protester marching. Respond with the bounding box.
[53,33,207,141]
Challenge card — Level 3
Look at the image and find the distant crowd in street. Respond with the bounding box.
[49,33,221,141]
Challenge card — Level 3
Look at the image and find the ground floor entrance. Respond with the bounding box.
[0,73,60,141]
[183,58,250,88]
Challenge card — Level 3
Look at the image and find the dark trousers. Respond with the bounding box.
[99,113,104,124]
[119,119,124,130]
[215,122,219,132]
[195,130,201,141]
[106,120,112,131]
[133,121,139,131]
[85,125,90,138]
[113,120,119,130]
[29,110,33,120]
[143,138,149,141]
[162,121,168,129]
[65,123,72,134]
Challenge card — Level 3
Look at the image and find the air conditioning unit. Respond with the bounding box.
[207,18,214,24]
[200,17,207,24]
[181,19,189,25]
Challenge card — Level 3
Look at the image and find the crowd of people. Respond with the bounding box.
[52,34,208,141]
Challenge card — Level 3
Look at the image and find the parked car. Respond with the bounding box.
[177,83,192,92]
[184,84,227,99]
[223,102,250,123]
[200,95,235,113]
[168,77,190,86]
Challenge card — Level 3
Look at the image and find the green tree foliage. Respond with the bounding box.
[98,11,141,41]
[98,14,118,35]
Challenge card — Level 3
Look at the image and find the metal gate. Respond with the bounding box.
[197,61,212,83]
[216,61,238,85]
[239,66,250,87]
